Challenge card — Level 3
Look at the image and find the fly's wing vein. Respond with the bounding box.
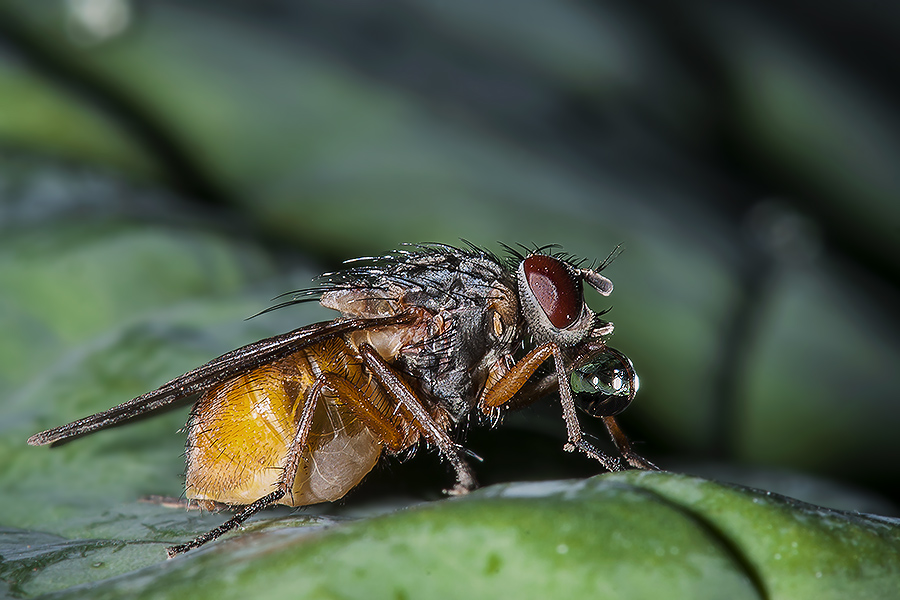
[28,313,415,446]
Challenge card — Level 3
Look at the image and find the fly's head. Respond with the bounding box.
[516,252,614,347]
[516,251,638,418]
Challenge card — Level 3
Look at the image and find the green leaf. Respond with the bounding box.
[4,472,896,599]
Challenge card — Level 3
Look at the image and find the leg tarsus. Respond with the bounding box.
[140,495,214,510]
[444,481,474,497]
[602,416,658,471]
[622,452,659,471]
[572,439,625,472]
[165,489,285,558]
[442,443,478,496]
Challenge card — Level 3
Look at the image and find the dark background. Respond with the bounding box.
[1,0,898,512]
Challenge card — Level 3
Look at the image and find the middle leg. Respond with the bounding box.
[358,343,478,495]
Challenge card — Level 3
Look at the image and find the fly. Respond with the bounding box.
[28,242,656,556]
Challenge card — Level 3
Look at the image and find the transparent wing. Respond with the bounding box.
[28,313,413,446]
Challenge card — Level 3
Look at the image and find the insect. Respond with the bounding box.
[28,243,655,557]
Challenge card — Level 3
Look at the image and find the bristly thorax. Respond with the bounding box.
[317,244,522,419]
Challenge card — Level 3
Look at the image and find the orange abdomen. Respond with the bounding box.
[184,337,401,507]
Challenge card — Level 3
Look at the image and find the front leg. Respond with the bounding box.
[480,343,625,473]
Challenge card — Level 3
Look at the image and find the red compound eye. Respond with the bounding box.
[522,255,583,328]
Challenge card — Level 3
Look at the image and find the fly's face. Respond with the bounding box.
[516,252,614,347]
[511,251,638,419]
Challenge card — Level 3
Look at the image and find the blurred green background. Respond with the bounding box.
[1,1,899,594]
